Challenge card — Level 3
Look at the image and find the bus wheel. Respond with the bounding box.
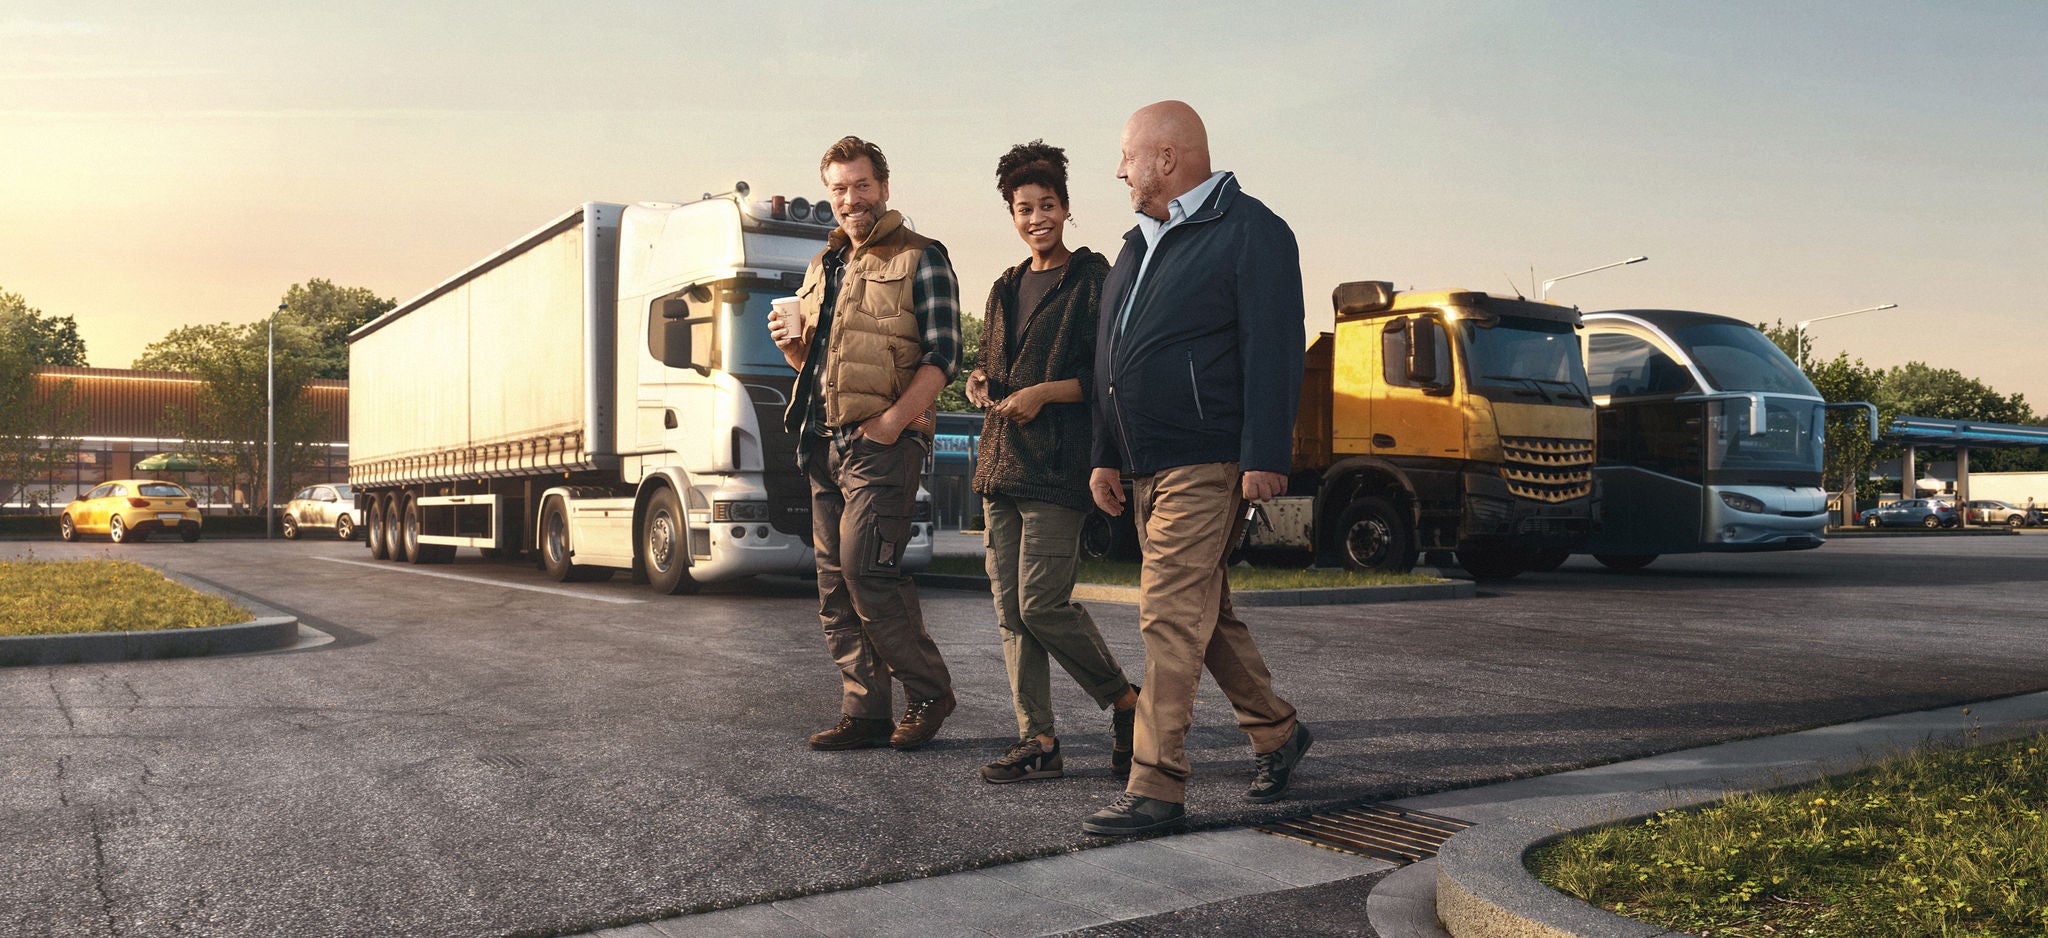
[1523,547,1571,573]
[1456,543,1523,581]
[641,487,700,595]
[1336,497,1414,573]
[1594,553,1658,571]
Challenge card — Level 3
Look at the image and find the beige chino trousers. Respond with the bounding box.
[1125,461,1299,804]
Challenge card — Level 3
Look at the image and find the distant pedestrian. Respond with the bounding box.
[773,136,960,752]
[966,140,1140,784]
[1081,101,1312,836]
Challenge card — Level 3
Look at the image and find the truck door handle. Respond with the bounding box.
[1373,434,1396,448]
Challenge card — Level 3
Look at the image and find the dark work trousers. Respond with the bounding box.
[805,431,953,720]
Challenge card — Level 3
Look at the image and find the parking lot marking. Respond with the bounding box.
[315,557,648,604]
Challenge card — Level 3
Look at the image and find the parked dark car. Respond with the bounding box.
[1963,499,2032,528]
[1862,498,1958,529]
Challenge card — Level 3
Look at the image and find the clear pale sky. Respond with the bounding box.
[5,2,2044,405]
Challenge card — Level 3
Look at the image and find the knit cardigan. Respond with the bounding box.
[970,248,1107,512]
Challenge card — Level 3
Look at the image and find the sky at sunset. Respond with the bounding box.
[4,2,2045,405]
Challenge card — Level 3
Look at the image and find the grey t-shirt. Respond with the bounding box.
[1009,264,1064,357]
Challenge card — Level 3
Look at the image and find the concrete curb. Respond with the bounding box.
[1416,693,2048,937]
[913,573,1474,606]
[0,565,300,667]
[0,615,300,667]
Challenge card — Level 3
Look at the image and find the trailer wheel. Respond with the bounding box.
[403,499,455,564]
[1335,497,1415,573]
[541,497,608,582]
[1593,553,1658,572]
[640,487,700,595]
[367,497,391,559]
[380,497,407,562]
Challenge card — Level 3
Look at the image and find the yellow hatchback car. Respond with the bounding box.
[59,479,204,543]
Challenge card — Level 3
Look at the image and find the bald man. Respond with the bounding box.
[1081,101,1312,836]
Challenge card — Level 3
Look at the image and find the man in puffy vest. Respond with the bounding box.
[773,136,960,752]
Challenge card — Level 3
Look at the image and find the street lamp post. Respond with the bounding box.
[1796,303,1897,368]
[267,303,281,539]
[1541,256,1647,300]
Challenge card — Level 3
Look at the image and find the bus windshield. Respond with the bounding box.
[722,286,797,376]
[1666,323,1817,396]
[1461,316,1589,401]
[1708,397,1824,479]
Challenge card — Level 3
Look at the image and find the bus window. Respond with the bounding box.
[1708,398,1823,479]
[1586,333,1696,397]
[1667,323,1817,396]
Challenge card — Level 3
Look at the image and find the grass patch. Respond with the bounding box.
[1529,728,2048,937]
[920,554,1441,589]
[0,555,252,636]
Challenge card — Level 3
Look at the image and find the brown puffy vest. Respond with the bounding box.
[795,210,932,427]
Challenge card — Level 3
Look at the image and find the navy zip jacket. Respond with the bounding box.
[1090,173,1306,478]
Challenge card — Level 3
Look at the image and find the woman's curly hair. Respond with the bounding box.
[997,140,1069,207]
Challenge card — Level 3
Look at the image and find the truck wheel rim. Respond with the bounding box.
[546,511,568,565]
[647,510,677,572]
[1346,519,1389,567]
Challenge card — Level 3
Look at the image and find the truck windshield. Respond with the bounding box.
[1665,323,1817,396]
[724,287,796,376]
[1461,316,1589,401]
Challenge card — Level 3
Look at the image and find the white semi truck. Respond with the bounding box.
[347,188,934,594]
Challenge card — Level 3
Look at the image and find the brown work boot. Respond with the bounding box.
[808,716,895,751]
[890,693,957,750]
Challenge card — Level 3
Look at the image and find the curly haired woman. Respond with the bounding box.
[968,141,1140,784]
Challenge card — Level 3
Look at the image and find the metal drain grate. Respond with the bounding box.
[1253,803,1474,864]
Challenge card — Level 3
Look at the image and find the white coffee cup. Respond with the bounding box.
[769,296,805,343]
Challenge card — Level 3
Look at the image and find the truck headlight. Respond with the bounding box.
[1719,492,1766,514]
[713,500,771,522]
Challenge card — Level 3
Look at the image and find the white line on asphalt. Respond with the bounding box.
[315,557,648,604]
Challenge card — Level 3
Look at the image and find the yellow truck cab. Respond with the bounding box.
[1261,281,1598,579]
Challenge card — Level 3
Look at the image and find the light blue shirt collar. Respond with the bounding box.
[1133,171,1228,249]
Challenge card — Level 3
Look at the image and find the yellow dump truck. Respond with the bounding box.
[1248,281,1598,579]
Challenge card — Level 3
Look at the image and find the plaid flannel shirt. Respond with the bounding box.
[794,241,961,460]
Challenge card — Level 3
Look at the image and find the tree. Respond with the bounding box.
[134,279,392,379]
[1876,361,2044,473]
[0,329,87,513]
[935,312,984,413]
[281,279,394,380]
[1,288,88,366]
[147,316,327,515]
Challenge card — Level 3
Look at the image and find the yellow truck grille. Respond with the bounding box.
[1500,436,1595,503]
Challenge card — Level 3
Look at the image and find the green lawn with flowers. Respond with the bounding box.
[1530,726,2048,937]
[0,555,251,636]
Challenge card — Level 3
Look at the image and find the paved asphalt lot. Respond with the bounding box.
[5,532,2046,938]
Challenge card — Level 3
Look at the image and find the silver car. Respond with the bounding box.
[1964,499,2034,528]
[282,483,358,540]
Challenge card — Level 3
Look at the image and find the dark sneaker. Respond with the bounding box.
[808,716,895,751]
[890,693,957,750]
[979,737,1064,784]
[1246,722,1314,803]
[1082,792,1186,836]
[1111,685,1140,779]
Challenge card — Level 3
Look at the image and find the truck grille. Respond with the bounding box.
[1501,436,1595,503]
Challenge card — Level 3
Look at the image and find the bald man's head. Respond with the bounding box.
[1117,100,1214,221]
